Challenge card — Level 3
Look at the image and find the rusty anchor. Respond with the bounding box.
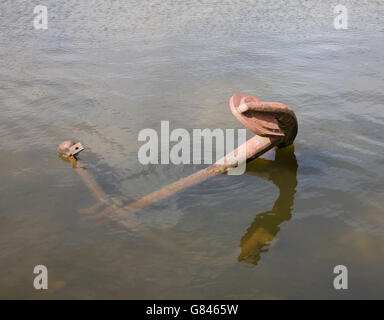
[57,93,298,222]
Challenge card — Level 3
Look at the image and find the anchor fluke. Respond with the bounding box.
[230,93,298,148]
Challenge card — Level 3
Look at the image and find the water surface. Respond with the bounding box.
[0,0,383,299]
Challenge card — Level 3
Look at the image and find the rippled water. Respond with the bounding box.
[0,0,383,299]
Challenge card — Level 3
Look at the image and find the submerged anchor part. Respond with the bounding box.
[57,93,298,216]
[57,140,109,202]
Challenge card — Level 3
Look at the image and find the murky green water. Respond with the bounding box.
[1,0,383,299]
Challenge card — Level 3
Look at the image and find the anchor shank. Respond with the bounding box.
[108,135,277,217]
[75,161,110,204]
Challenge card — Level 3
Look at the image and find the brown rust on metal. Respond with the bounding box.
[57,140,76,160]
[229,93,298,148]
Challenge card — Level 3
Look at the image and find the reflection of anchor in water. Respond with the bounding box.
[239,145,298,266]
